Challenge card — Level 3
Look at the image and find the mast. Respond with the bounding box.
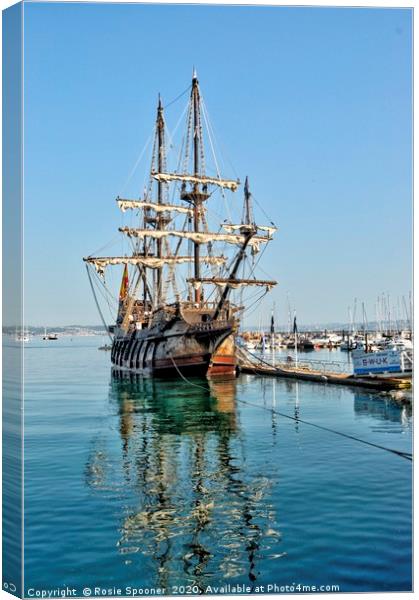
[156,95,164,305]
[243,176,254,227]
[212,230,256,320]
[192,71,201,304]
[212,177,260,320]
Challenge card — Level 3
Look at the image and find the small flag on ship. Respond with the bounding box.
[270,313,275,334]
[119,263,129,300]
[293,314,298,334]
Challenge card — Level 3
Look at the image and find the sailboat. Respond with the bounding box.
[15,327,30,343]
[84,72,277,378]
[43,327,58,340]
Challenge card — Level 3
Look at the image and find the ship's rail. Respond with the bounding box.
[274,357,352,375]
[239,347,353,375]
[189,319,231,332]
[401,351,413,368]
[181,300,229,310]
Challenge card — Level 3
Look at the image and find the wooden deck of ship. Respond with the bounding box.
[236,347,412,392]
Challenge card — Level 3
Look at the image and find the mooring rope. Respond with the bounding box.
[237,397,412,461]
[168,353,412,462]
[239,346,279,370]
[169,355,209,391]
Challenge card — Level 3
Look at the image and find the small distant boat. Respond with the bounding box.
[98,344,112,351]
[15,327,30,343]
[340,337,357,351]
[286,337,314,350]
[326,333,342,348]
[312,336,329,348]
[392,338,413,351]
[244,340,257,350]
[43,327,58,340]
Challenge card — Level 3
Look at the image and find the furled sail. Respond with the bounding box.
[222,223,277,236]
[152,172,240,192]
[84,255,226,275]
[117,198,193,215]
[187,277,277,290]
[119,227,272,249]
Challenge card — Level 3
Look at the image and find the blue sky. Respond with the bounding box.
[22,3,412,326]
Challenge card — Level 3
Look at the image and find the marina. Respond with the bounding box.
[237,349,411,393]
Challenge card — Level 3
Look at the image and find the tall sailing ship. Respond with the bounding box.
[84,72,277,378]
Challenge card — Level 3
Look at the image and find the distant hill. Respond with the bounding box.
[4,320,410,336]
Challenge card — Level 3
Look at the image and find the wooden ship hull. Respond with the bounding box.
[207,335,237,377]
[111,299,239,377]
[111,316,236,378]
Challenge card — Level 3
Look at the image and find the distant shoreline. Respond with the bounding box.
[3,320,412,336]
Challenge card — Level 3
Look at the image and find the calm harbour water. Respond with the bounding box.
[18,337,412,595]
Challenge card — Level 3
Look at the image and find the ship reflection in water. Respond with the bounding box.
[23,342,411,593]
[86,373,281,590]
[82,371,412,592]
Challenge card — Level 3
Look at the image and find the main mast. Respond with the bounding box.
[156,95,164,305]
[192,74,201,304]
[243,176,254,228]
[180,71,210,304]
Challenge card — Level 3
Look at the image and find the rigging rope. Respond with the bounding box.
[201,98,240,182]
[91,270,118,321]
[120,130,154,195]
[164,99,190,161]
[251,191,277,226]
[200,99,232,223]
[87,233,122,260]
[240,289,271,319]
[165,84,192,109]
